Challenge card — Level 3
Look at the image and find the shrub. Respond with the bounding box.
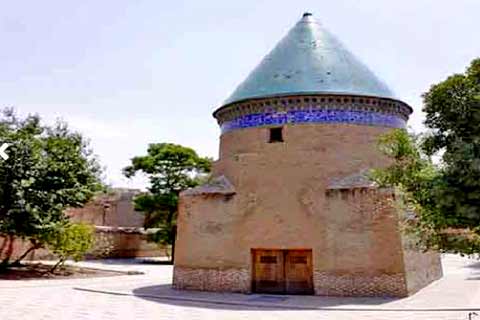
[47,223,95,272]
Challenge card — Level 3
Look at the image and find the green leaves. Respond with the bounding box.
[422,58,480,229]
[123,143,212,254]
[46,223,95,262]
[133,193,178,229]
[374,129,480,254]
[373,58,480,255]
[124,143,212,195]
[0,108,103,265]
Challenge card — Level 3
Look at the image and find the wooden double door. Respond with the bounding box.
[252,249,314,295]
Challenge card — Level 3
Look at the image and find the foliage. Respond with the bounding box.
[422,58,480,228]
[372,58,480,256]
[0,108,103,267]
[373,131,480,255]
[123,143,212,261]
[46,223,95,272]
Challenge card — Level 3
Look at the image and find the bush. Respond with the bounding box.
[46,223,95,272]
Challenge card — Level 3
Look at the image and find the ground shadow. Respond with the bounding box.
[465,260,480,280]
[130,284,397,311]
[465,260,480,269]
[139,259,173,265]
[85,258,172,266]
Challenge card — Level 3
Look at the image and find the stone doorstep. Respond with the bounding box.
[72,286,480,313]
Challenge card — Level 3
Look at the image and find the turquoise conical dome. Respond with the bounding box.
[222,13,395,107]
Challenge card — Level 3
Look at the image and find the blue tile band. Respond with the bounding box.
[220,109,406,133]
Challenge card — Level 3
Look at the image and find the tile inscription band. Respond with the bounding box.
[220,109,406,133]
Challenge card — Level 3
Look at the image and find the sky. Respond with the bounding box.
[1,0,479,189]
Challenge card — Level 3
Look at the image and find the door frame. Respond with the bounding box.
[251,248,314,295]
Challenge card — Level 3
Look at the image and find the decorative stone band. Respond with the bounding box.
[173,266,410,296]
[221,109,406,133]
[313,271,408,297]
[173,266,250,293]
[213,94,413,134]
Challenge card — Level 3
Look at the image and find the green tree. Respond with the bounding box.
[422,58,480,228]
[372,58,480,255]
[0,109,103,268]
[123,143,211,262]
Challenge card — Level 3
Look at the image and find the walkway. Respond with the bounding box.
[0,255,479,319]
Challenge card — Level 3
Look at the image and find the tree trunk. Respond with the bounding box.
[166,208,177,264]
[0,256,11,268]
[170,225,177,264]
[12,242,39,265]
[49,258,65,274]
[0,235,14,268]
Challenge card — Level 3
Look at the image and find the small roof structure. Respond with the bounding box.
[327,170,377,190]
[181,175,236,196]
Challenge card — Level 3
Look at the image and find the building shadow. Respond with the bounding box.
[84,257,172,266]
[466,261,480,269]
[465,260,480,280]
[131,284,398,311]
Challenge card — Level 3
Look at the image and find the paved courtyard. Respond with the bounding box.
[0,254,479,320]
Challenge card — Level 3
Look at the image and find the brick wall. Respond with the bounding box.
[67,189,145,227]
[0,227,167,261]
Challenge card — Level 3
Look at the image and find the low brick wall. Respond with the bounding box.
[0,227,168,261]
[89,227,168,259]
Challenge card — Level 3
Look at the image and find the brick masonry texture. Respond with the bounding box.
[313,272,407,297]
[172,267,408,297]
[173,267,249,293]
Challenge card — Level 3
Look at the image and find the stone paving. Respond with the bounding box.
[0,254,479,320]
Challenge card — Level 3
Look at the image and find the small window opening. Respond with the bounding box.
[269,127,284,143]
